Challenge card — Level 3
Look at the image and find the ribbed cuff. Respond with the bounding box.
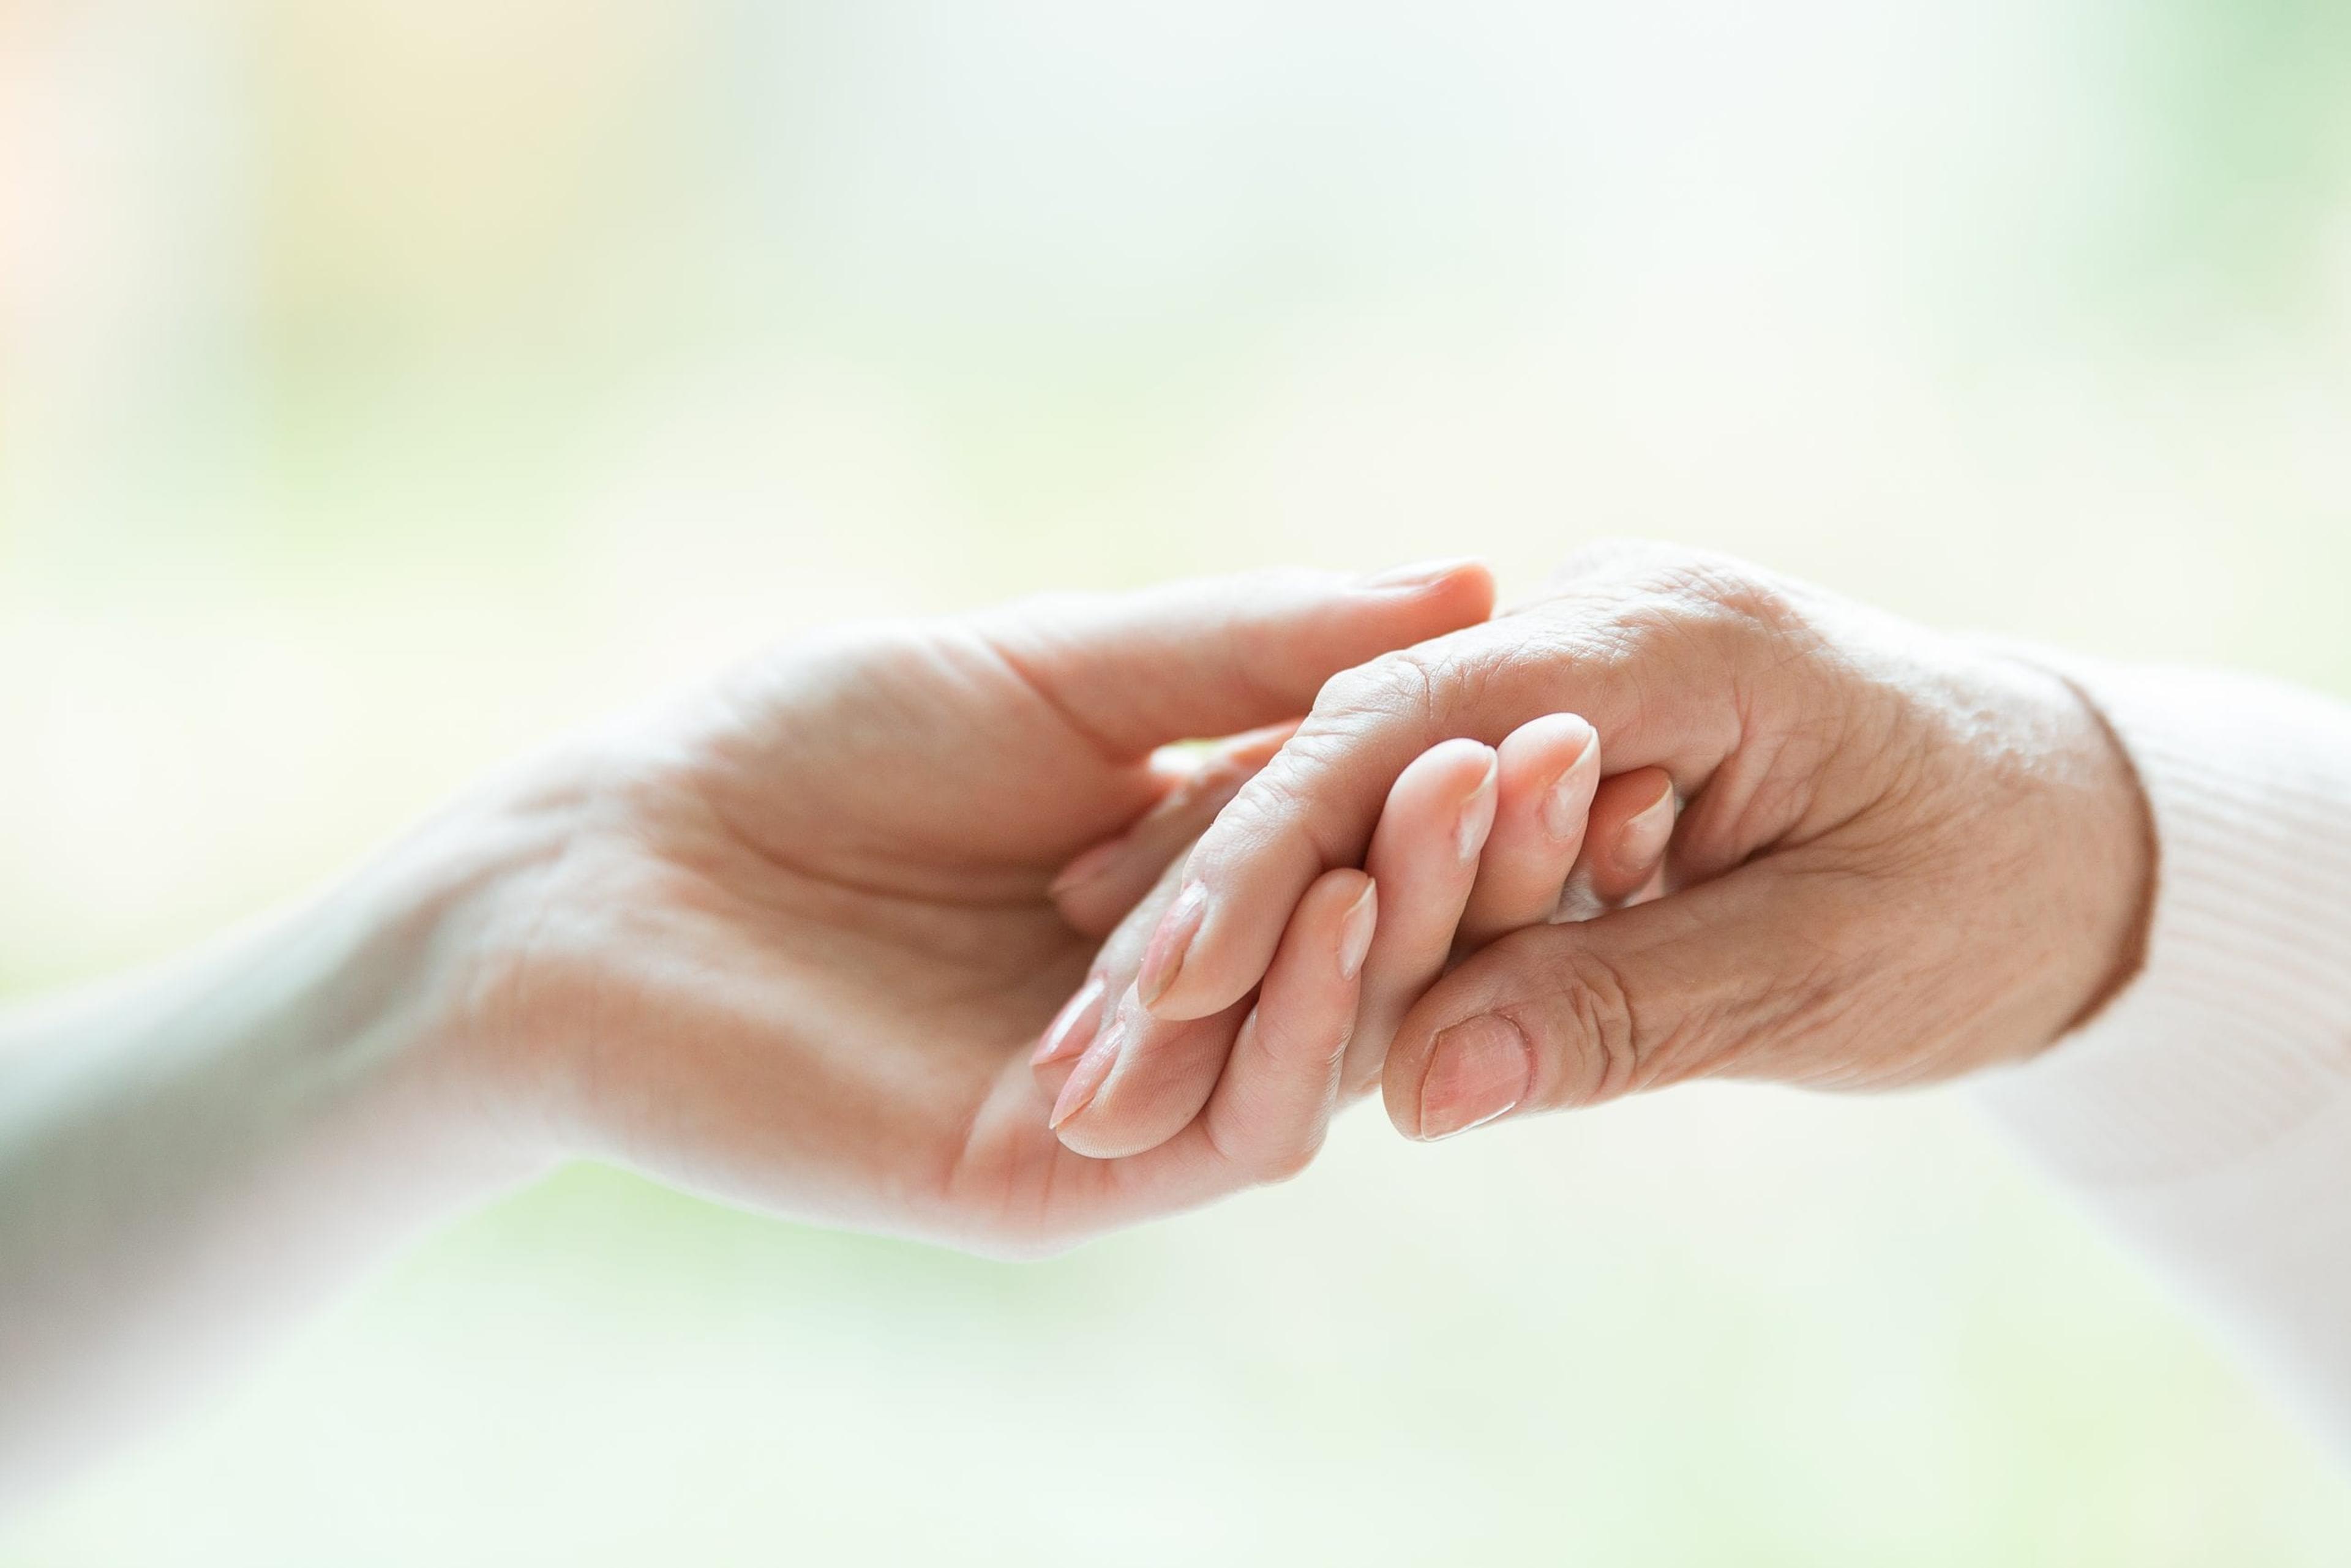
[1978,654,2351,1187]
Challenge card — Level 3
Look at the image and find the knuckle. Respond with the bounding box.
[1257,1012,1354,1075]
[1196,763,1309,861]
[1313,648,1441,726]
[1528,944,1649,1107]
[1543,552,1821,723]
[1631,555,1805,646]
[1311,636,1524,736]
[1552,535,1682,584]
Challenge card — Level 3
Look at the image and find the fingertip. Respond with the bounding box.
[1441,559,1501,622]
[1584,765,1678,904]
[1032,973,1109,1068]
[1379,947,1499,1135]
[1135,880,1209,1014]
[1455,741,1501,860]
[1358,555,1496,603]
[1048,1015,1123,1133]
[1352,558,1499,643]
[1375,735,1500,868]
[1499,713,1600,843]
[1499,711,1599,779]
[1407,735,1502,795]
[1380,1010,1431,1138]
[1281,865,1379,977]
[1382,982,1513,1142]
[1137,844,1324,1023]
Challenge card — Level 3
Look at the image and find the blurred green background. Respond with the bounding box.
[6,0,2351,1561]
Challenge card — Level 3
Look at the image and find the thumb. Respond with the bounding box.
[969,560,1494,760]
[1381,868,1856,1140]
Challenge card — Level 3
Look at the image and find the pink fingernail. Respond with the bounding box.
[1417,1014,1532,1140]
[1137,881,1208,1011]
[1049,1018,1125,1130]
[1033,975,1108,1066]
[1618,786,1675,876]
[1454,751,1501,860]
[1337,880,1379,980]
[1539,730,1601,840]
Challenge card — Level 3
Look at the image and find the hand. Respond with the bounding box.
[1041,718,1685,1158]
[1117,542,2156,1139]
[446,563,1495,1251]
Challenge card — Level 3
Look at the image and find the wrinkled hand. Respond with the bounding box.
[451,564,1493,1253]
[1122,542,2156,1140]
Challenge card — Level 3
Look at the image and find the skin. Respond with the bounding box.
[444,563,1511,1242]
[0,562,1502,1498]
[1041,718,1687,1157]
[0,541,2163,1501]
[1098,541,2156,1144]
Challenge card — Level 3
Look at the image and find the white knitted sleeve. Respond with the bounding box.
[1977,657,2351,1450]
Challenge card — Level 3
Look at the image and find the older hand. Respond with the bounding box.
[1118,542,2156,1139]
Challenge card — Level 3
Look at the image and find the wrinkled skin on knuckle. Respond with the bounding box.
[1313,647,1442,731]
[1311,626,1538,734]
[1627,561,1819,691]
[1544,535,1699,594]
[1548,547,1820,696]
[1523,943,1646,1109]
[1195,760,1316,869]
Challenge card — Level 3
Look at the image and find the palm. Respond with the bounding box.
[514,569,1493,1253]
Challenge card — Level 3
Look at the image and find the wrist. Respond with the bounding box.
[279,754,600,1187]
[1979,656,2351,1183]
[1979,648,2158,1050]
[386,773,606,1174]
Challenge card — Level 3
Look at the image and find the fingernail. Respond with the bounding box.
[1618,785,1676,877]
[1539,730,1600,840]
[1360,557,1481,593]
[1049,1018,1125,1130]
[1417,1013,1532,1140]
[1047,839,1127,901]
[1337,880,1378,980]
[1454,751,1500,860]
[1137,881,1207,1010]
[1033,974,1108,1066]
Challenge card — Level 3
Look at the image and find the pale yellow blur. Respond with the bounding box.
[5,1,2350,1561]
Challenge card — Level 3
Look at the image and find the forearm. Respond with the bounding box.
[1979,657,2351,1450]
[0,797,557,1504]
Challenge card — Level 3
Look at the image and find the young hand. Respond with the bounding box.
[443,563,1499,1251]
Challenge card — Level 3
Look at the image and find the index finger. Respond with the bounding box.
[1133,615,1640,1021]
[1134,567,1772,1023]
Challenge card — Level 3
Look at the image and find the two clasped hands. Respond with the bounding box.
[0,539,2168,1492]
[433,540,2150,1255]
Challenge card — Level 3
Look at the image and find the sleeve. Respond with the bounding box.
[1974,655,2351,1451]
